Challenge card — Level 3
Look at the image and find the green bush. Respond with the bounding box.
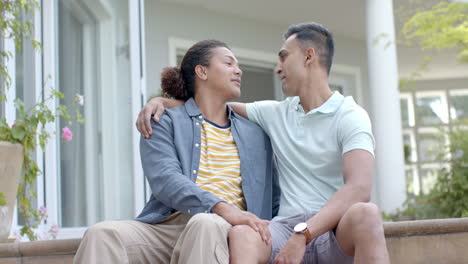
[385,120,468,221]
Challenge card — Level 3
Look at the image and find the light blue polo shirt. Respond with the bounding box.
[246,92,375,220]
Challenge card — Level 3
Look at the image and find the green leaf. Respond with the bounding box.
[11,124,26,141]
[0,193,7,207]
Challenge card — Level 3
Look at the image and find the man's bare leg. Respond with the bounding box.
[229,225,271,264]
[335,202,390,264]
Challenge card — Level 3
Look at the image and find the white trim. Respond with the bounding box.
[139,0,147,104]
[168,37,278,67]
[55,227,86,239]
[331,64,363,105]
[400,92,416,127]
[448,88,468,96]
[82,24,101,225]
[33,1,45,223]
[129,0,145,215]
[42,0,59,226]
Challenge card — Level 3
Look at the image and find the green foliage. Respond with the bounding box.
[0,0,83,241]
[397,1,468,91]
[0,0,40,95]
[0,89,83,241]
[385,120,468,221]
[401,2,468,63]
[0,193,6,207]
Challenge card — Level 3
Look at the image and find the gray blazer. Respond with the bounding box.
[135,98,280,224]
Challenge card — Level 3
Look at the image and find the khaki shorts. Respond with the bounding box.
[268,212,353,264]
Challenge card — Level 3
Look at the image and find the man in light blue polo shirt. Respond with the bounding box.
[137,23,390,264]
[245,93,375,222]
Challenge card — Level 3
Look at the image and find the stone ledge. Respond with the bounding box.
[0,218,467,260]
[0,239,80,258]
[383,217,468,237]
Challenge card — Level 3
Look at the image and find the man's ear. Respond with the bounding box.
[195,65,208,81]
[305,47,316,66]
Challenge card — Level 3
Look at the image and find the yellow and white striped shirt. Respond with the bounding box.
[196,120,246,210]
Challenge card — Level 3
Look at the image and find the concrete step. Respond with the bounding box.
[0,218,467,263]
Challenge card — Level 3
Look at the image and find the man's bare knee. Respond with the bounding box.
[348,203,382,224]
[346,203,384,237]
[229,225,257,241]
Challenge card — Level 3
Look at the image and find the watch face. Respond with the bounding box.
[294,222,307,232]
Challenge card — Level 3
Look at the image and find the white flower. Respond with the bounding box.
[75,94,84,106]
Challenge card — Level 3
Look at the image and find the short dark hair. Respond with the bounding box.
[284,22,334,75]
[161,40,229,100]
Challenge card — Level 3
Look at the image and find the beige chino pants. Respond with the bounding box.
[74,213,232,264]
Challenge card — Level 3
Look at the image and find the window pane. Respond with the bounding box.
[58,0,134,227]
[400,98,410,127]
[415,95,447,126]
[449,92,468,121]
[58,0,89,227]
[403,131,417,163]
[237,64,275,102]
[420,166,439,194]
[330,84,343,95]
[177,55,276,102]
[418,132,444,162]
[405,166,419,195]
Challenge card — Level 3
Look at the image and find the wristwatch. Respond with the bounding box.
[294,222,312,245]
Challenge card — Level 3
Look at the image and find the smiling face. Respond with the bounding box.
[275,35,309,97]
[202,47,243,101]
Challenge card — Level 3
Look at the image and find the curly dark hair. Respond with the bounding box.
[161,40,230,100]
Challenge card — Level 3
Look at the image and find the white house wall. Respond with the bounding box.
[144,1,371,109]
[144,1,385,205]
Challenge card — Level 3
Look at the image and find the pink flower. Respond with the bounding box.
[11,120,17,128]
[38,206,47,221]
[62,127,73,142]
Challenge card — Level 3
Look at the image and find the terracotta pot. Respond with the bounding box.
[0,142,23,242]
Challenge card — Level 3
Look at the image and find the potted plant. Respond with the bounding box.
[0,0,83,241]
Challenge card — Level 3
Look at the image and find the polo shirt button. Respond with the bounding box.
[295,106,299,111]
[198,115,203,119]
[195,143,199,147]
[193,170,197,174]
[195,122,200,126]
[188,209,191,214]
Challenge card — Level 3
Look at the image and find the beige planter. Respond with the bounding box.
[0,142,23,242]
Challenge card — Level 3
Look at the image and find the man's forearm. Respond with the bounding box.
[157,97,184,108]
[305,184,370,239]
[227,102,248,119]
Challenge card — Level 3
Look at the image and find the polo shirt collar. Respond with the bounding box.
[296,91,345,115]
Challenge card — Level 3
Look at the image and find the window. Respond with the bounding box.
[449,90,468,121]
[400,88,467,196]
[6,0,148,239]
[415,91,448,126]
[175,54,277,103]
[56,0,136,228]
